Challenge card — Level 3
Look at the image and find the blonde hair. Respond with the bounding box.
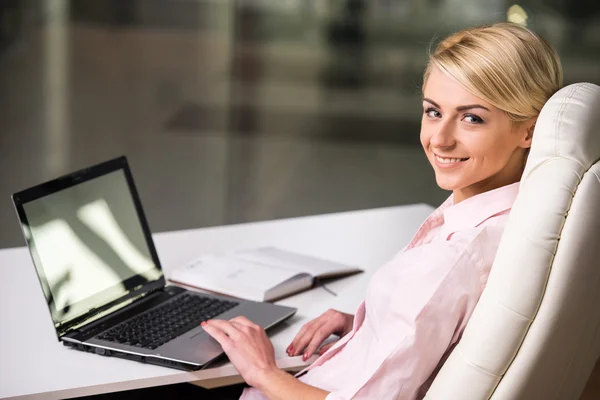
[423,22,563,124]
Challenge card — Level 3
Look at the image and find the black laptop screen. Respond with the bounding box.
[19,168,162,329]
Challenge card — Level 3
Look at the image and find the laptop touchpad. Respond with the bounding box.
[157,327,222,366]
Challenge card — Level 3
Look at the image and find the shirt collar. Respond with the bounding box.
[442,182,520,235]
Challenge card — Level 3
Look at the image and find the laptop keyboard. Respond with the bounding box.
[97,294,238,350]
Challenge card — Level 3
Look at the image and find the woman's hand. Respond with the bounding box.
[201,316,279,389]
[287,309,354,361]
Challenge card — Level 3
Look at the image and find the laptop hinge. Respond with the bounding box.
[61,334,83,344]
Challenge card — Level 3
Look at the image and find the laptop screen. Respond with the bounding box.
[16,164,163,331]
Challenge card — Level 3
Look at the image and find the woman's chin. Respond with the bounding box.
[435,177,460,192]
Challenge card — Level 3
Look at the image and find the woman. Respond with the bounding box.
[201,22,563,400]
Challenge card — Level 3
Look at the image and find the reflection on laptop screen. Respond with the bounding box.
[21,169,162,327]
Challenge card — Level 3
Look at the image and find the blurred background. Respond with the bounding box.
[1,0,599,250]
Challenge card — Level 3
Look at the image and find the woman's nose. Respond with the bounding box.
[429,122,456,148]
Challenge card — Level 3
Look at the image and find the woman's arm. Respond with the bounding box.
[253,368,330,400]
[201,317,330,400]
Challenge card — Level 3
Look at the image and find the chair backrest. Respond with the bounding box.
[425,82,600,400]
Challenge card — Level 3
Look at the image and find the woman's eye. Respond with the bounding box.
[463,114,484,124]
[425,108,441,118]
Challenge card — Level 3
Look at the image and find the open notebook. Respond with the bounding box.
[169,247,363,302]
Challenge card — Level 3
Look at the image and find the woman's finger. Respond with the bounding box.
[204,319,242,341]
[318,341,336,355]
[303,325,334,361]
[289,321,323,357]
[230,321,255,337]
[289,320,314,347]
[201,321,234,349]
[289,316,326,355]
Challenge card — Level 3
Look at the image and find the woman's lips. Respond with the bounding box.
[433,154,469,169]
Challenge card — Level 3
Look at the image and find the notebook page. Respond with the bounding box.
[172,254,300,299]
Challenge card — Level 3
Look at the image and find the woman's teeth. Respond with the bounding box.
[435,155,468,164]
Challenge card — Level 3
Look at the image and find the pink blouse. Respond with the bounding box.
[241,182,520,400]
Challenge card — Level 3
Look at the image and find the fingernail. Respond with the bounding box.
[303,352,308,361]
[201,321,206,326]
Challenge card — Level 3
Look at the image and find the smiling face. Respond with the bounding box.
[421,66,535,204]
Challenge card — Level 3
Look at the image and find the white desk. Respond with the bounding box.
[0,204,434,399]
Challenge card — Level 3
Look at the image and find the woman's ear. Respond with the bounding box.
[519,118,536,149]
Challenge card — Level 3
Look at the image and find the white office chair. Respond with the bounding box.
[425,82,600,399]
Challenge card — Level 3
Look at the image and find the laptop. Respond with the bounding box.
[11,156,296,371]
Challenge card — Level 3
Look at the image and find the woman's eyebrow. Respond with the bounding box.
[423,98,440,108]
[456,104,490,112]
[423,97,490,112]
